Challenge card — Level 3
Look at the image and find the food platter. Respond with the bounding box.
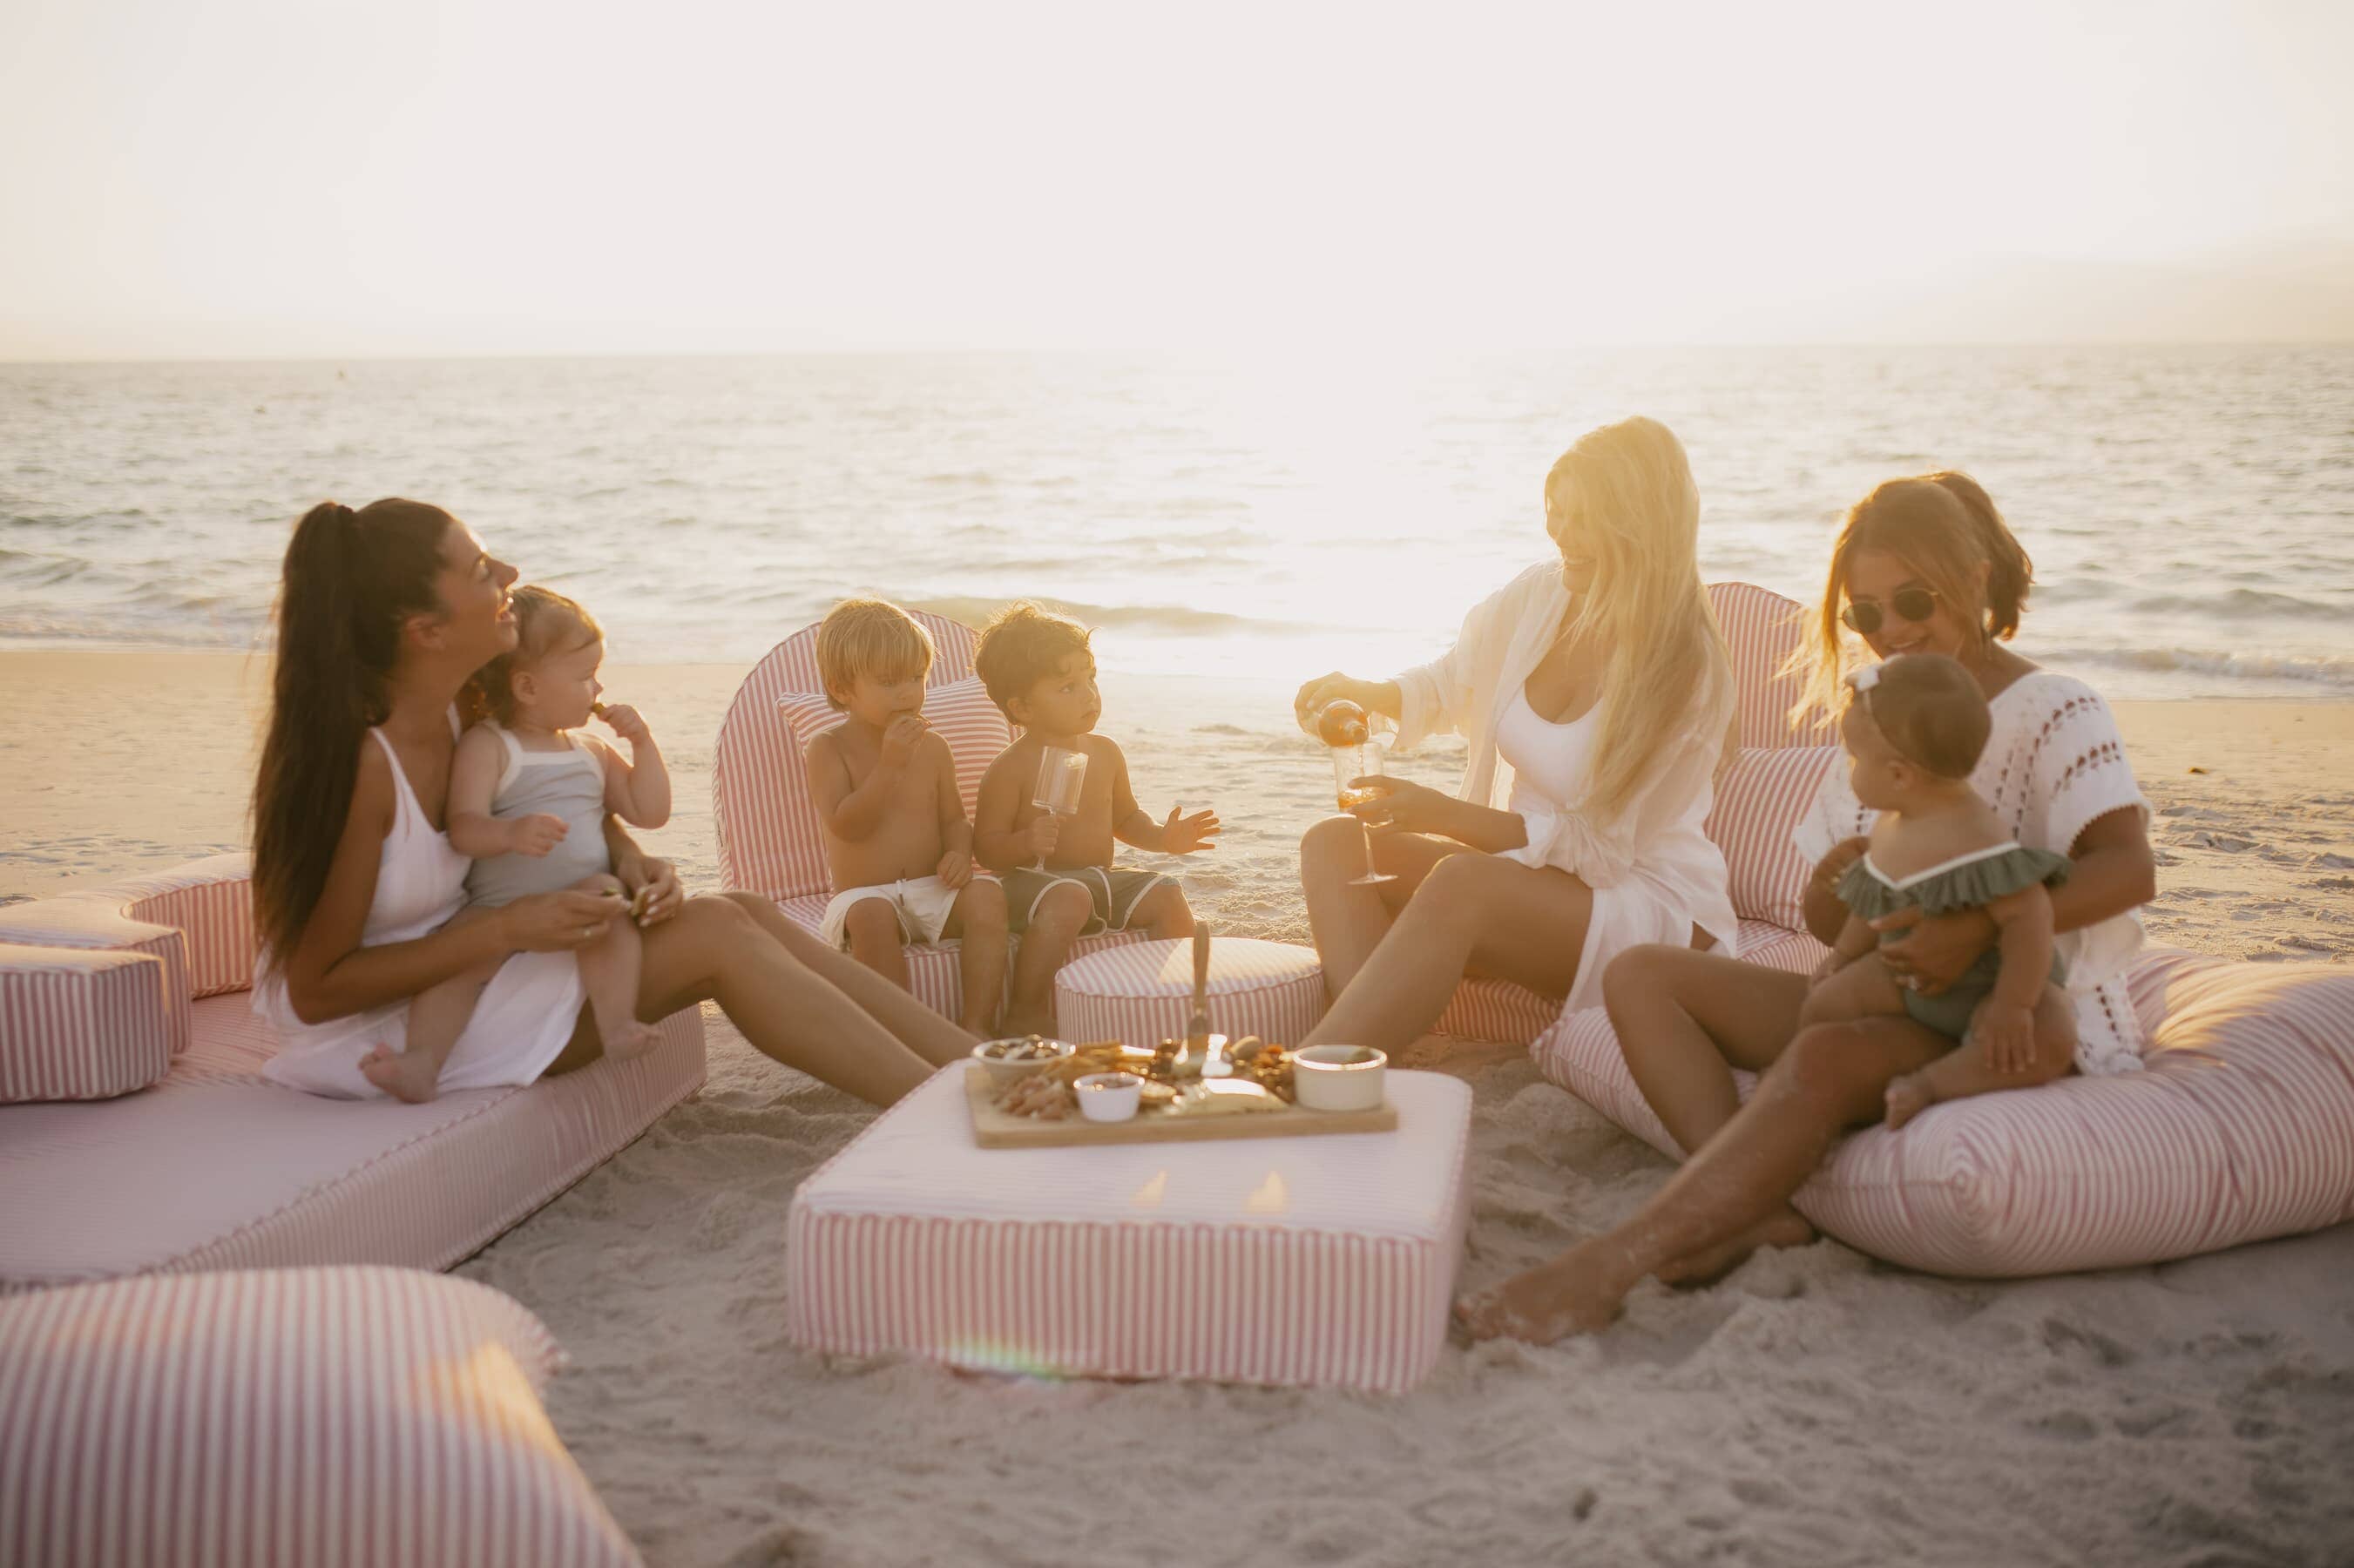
[964,1064,1396,1148]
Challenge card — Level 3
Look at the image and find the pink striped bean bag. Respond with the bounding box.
[0,858,706,1294]
[787,1064,1473,1392]
[1535,947,2354,1278]
[0,1267,639,1567]
[0,944,173,1102]
[719,612,1157,1023]
[1054,937,1326,1047]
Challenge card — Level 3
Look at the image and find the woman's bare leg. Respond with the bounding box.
[721,891,980,1068]
[1459,1015,1952,1343]
[1599,944,1820,1281]
[545,896,939,1104]
[1298,818,1464,1003]
[1302,853,1592,1053]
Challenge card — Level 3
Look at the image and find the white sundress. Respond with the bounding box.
[1391,561,1739,1017]
[1790,668,2152,1076]
[254,719,588,1099]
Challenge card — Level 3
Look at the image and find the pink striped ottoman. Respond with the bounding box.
[1052,937,1326,1047]
[786,1064,1472,1392]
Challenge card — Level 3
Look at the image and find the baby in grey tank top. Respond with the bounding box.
[355,586,675,1105]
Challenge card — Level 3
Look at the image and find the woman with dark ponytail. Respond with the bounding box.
[252,499,970,1105]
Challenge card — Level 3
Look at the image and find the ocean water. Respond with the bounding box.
[3,347,2349,699]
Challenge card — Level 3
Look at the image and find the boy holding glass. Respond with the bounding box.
[972,603,1220,1037]
[805,598,1011,1036]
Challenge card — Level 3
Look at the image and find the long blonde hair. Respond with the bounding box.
[1789,472,2035,727]
[1546,416,1734,820]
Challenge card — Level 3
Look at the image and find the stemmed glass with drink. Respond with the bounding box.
[1029,745,1089,869]
[1301,699,1397,888]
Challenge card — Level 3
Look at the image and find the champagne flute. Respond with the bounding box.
[1307,699,1397,888]
[1030,745,1088,870]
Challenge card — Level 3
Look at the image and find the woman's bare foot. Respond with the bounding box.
[1654,1205,1817,1288]
[359,1044,442,1104]
[1453,1240,1632,1345]
[1884,1071,1938,1130]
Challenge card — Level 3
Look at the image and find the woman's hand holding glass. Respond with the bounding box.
[1343,774,1456,839]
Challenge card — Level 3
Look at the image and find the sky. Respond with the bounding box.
[3,0,2351,359]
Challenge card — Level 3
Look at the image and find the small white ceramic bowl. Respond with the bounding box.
[1289,1044,1387,1112]
[971,1036,1076,1086]
[1075,1071,1143,1123]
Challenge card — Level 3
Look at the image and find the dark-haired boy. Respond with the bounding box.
[971,603,1219,1037]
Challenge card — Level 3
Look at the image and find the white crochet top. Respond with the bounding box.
[1793,668,2153,1074]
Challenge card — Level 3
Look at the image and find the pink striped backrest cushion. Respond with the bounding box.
[1705,747,1840,930]
[1706,581,1830,750]
[714,610,984,900]
[779,679,1010,848]
[0,1266,641,1567]
[0,944,174,1102]
[113,855,257,998]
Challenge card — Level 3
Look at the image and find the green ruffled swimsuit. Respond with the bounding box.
[1836,843,2073,1041]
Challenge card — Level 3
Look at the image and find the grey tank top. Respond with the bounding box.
[464,723,613,908]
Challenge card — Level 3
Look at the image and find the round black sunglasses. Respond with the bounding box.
[1840,587,1940,635]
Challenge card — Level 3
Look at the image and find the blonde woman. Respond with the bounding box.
[1293,416,1738,1053]
[1459,472,2155,1344]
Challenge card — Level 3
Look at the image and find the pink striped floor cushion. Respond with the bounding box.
[0,882,197,1059]
[0,992,704,1294]
[714,610,985,902]
[1708,747,1840,929]
[103,853,257,999]
[787,1064,1472,1392]
[0,944,173,1102]
[0,1267,638,1567]
[1433,975,1561,1047]
[1533,943,2354,1278]
[776,676,1011,862]
[1054,937,1326,1047]
[775,894,1151,1024]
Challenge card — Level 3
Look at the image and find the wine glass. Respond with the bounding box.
[1030,746,1088,869]
[1304,700,1397,888]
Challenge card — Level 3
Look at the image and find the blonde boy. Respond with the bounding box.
[804,598,1010,1036]
[971,603,1219,1037]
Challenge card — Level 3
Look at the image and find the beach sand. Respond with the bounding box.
[5,651,2352,1565]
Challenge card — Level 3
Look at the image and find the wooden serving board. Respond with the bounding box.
[964,1065,1397,1149]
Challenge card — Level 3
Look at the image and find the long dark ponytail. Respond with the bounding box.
[252,498,453,966]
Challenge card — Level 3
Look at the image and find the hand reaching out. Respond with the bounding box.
[1160,807,1220,855]
[506,813,568,857]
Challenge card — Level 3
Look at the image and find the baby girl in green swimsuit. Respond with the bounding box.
[1800,653,2074,1130]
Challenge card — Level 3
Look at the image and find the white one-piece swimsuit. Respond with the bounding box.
[254,719,587,1099]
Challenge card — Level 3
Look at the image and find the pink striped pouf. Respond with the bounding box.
[786,1064,1472,1392]
[1052,937,1326,1048]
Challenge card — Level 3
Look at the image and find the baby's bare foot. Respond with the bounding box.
[359,1044,442,1104]
[605,1020,662,1061]
[1884,1071,1937,1131]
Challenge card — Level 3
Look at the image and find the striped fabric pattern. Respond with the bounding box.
[110,855,257,998]
[786,1066,1473,1393]
[0,996,704,1294]
[0,1266,639,1568]
[1706,747,1841,929]
[713,609,984,902]
[778,678,1011,840]
[0,946,173,1103]
[1706,580,1827,749]
[1532,947,2354,1279]
[1432,975,1562,1048]
[1053,938,1326,1047]
[0,891,193,1060]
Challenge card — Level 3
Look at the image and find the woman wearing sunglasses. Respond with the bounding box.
[1459,471,2158,1344]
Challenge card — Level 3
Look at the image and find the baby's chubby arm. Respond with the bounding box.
[1811,911,1878,985]
[447,726,565,860]
[594,704,670,828]
[1975,882,2057,1074]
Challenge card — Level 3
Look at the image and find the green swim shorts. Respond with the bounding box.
[1000,865,1171,936]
